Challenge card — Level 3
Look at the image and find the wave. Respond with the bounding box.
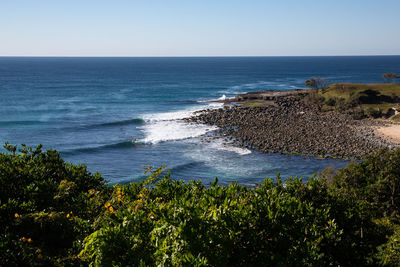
[139,103,220,144]
[112,162,206,185]
[197,94,228,103]
[60,118,145,132]
[139,120,217,144]
[218,94,227,100]
[96,118,145,127]
[135,100,249,155]
[62,140,144,155]
[0,120,45,126]
[207,139,252,156]
[141,109,197,122]
[217,145,252,156]
[226,80,304,93]
[167,161,206,173]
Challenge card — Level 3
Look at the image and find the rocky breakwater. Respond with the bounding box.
[186,93,398,158]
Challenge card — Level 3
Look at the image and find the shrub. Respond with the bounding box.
[333,148,400,218]
[303,92,325,108]
[351,108,366,120]
[377,226,400,265]
[365,107,382,118]
[0,144,107,266]
[1,144,400,266]
[333,97,347,111]
[325,97,337,106]
[79,175,346,266]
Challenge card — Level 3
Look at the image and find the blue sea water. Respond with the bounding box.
[1,56,399,185]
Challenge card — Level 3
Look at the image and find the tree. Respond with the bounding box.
[382,72,398,83]
[305,78,317,89]
[305,76,330,90]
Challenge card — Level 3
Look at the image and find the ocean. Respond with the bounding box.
[1,56,399,185]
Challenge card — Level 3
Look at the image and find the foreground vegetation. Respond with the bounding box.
[1,144,400,266]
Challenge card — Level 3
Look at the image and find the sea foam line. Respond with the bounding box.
[138,98,251,156]
[139,103,221,144]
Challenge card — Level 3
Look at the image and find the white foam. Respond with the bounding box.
[218,94,227,100]
[138,98,251,155]
[227,80,304,92]
[206,102,224,108]
[140,120,217,144]
[142,108,196,122]
[139,103,221,144]
[208,139,252,156]
[219,145,252,155]
[197,94,228,103]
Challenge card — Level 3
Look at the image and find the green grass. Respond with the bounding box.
[392,114,400,122]
[361,103,398,114]
[317,83,400,116]
[242,101,264,107]
[320,83,400,100]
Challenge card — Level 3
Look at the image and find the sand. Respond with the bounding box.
[375,124,400,143]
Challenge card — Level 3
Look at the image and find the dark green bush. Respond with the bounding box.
[333,148,400,218]
[304,91,325,106]
[325,97,338,106]
[377,224,400,266]
[1,144,400,266]
[351,108,367,120]
[365,107,383,118]
[0,144,107,266]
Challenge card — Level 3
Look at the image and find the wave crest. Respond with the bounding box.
[139,104,220,144]
[62,140,144,155]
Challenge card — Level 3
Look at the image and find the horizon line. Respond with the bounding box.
[1,54,400,58]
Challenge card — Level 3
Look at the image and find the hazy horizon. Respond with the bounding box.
[1,55,400,58]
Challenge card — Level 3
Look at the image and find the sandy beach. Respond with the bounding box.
[375,124,400,144]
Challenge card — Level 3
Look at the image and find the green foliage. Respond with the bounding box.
[325,96,338,106]
[303,91,325,109]
[79,175,346,266]
[391,114,400,122]
[1,144,400,266]
[351,107,367,120]
[305,77,330,90]
[365,107,383,118]
[333,148,400,218]
[377,226,400,265]
[0,143,107,266]
[332,148,400,264]
[314,83,400,119]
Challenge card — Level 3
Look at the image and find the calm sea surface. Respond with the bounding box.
[1,56,399,184]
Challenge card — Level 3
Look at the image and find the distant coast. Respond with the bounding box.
[186,85,400,159]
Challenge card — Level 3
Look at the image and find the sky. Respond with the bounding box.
[1,0,400,57]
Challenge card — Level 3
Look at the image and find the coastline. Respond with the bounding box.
[186,90,400,159]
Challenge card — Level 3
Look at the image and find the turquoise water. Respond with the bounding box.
[1,56,399,184]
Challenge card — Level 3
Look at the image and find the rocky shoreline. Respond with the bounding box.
[185,91,399,159]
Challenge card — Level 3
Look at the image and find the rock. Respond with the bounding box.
[185,94,399,159]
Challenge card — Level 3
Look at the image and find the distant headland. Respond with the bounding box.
[186,82,400,159]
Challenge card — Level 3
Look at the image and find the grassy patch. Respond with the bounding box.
[242,101,265,107]
[360,103,397,114]
[311,83,400,118]
[391,114,400,122]
[320,83,400,100]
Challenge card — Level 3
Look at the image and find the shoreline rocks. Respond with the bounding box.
[185,93,399,159]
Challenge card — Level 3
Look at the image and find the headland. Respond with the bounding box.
[185,83,400,159]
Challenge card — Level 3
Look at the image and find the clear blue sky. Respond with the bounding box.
[1,0,399,56]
